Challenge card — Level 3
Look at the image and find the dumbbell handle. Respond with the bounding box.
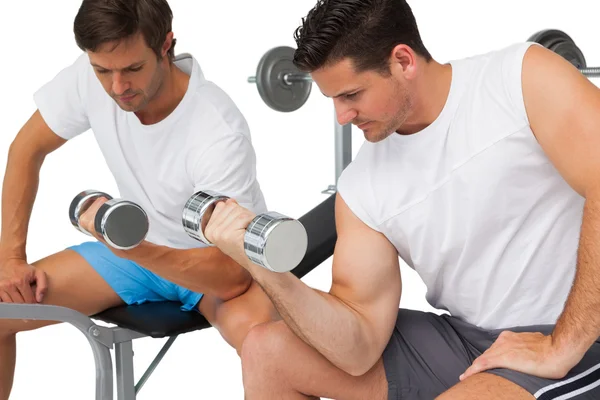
[581,67,600,78]
[248,72,313,85]
[182,191,308,273]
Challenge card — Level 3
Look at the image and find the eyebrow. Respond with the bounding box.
[90,61,146,71]
[322,88,361,99]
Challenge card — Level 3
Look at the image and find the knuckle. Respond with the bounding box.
[474,358,487,369]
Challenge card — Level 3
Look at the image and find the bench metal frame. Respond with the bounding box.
[0,303,175,400]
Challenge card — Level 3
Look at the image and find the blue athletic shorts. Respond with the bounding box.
[68,241,203,312]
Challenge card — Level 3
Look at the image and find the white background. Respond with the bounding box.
[0,0,599,399]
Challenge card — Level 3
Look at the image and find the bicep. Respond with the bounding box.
[523,45,600,197]
[329,194,401,348]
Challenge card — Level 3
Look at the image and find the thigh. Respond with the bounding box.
[1,247,124,334]
[448,318,600,399]
[383,309,476,400]
[69,241,200,308]
[488,341,600,400]
[438,372,534,400]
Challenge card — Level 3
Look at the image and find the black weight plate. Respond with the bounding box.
[96,201,149,249]
[255,46,312,112]
[552,41,587,69]
[527,29,587,69]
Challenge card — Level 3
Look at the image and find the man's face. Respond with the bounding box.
[312,58,412,143]
[87,33,166,112]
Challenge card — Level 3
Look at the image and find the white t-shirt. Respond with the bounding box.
[337,42,584,330]
[34,53,267,249]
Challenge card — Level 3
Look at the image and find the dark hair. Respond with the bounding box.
[293,0,431,74]
[74,0,176,61]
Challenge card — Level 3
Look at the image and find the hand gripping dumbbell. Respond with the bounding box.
[69,190,149,250]
[182,190,308,273]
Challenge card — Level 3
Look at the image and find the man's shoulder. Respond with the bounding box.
[182,59,249,137]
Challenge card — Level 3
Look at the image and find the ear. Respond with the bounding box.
[389,44,417,80]
[162,32,174,58]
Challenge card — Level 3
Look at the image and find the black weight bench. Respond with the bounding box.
[0,194,337,400]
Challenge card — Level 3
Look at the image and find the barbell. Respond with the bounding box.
[528,29,600,77]
[248,29,599,112]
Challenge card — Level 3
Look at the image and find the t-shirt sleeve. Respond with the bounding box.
[186,133,259,211]
[336,162,382,232]
[33,53,91,140]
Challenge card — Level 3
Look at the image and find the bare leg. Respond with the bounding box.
[240,320,387,400]
[0,249,124,400]
[199,280,278,355]
[437,373,534,400]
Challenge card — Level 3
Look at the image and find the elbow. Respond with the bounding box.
[343,357,379,377]
[342,329,385,377]
[336,342,382,377]
[8,141,44,167]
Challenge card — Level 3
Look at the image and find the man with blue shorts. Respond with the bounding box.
[0,1,277,398]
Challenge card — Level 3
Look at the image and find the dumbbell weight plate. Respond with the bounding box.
[527,29,587,69]
[182,190,230,245]
[69,190,113,236]
[255,46,312,112]
[95,200,149,250]
[551,41,587,69]
[244,211,308,273]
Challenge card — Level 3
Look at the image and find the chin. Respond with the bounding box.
[364,130,391,143]
[117,101,143,113]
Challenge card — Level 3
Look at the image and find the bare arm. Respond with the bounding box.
[0,110,66,261]
[228,195,402,376]
[77,198,252,301]
[523,44,600,366]
[114,242,252,301]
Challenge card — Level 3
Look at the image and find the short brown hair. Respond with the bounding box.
[294,0,431,74]
[74,0,176,61]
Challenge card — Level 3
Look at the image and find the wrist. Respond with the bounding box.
[242,257,264,275]
[0,246,27,264]
[551,329,591,360]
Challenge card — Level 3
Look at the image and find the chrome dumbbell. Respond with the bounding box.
[182,190,308,273]
[69,190,149,250]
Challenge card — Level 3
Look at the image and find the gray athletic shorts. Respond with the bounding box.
[383,309,600,399]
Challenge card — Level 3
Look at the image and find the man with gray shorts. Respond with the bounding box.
[200,0,600,399]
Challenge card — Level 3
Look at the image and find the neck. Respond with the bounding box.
[397,59,452,135]
[136,60,190,125]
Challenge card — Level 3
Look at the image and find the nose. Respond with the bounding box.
[334,99,357,126]
[112,72,131,96]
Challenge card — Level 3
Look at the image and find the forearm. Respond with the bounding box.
[0,147,43,261]
[115,242,252,301]
[553,193,600,354]
[245,260,376,376]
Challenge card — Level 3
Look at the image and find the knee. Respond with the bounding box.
[240,320,290,376]
[217,283,277,348]
[224,300,275,333]
[0,321,18,338]
[215,300,277,355]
